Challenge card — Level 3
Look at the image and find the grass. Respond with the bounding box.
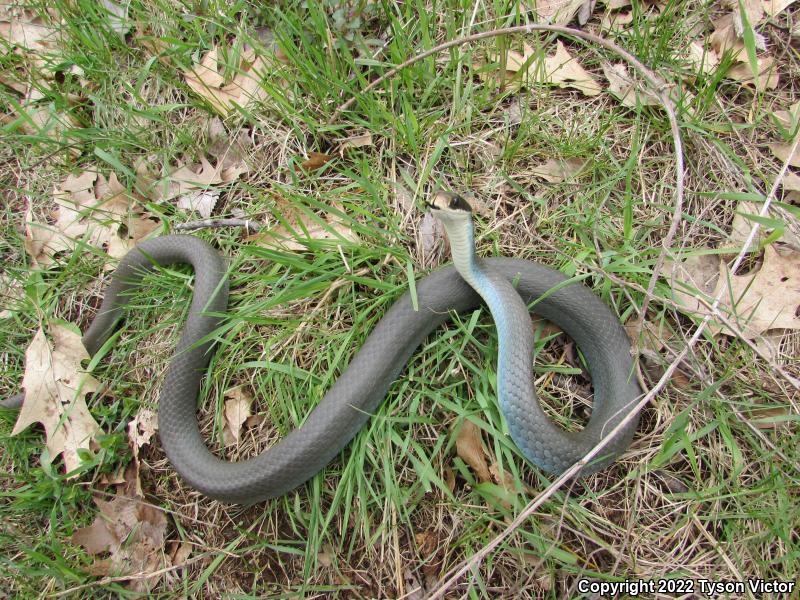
[1,0,799,597]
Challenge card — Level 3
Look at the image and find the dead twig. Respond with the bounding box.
[174,218,262,233]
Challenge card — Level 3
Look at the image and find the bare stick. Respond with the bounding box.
[174,218,262,233]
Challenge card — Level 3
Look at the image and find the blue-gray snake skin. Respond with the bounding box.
[6,234,641,504]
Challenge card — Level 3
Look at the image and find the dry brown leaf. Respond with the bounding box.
[531,157,587,182]
[336,133,373,154]
[484,40,602,96]
[746,404,792,428]
[206,119,253,171]
[455,421,492,483]
[625,319,672,353]
[183,46,268,116]
[488,462,519,508]
[72,465,168,592]
[539,40,602,96]
[0,7,60,69]
[522,0,588,24]
[723,201,800,252]
[685,41,720,75]
[725,56,778,89]
[177,189,220,219]
[0,274,23,318]
[752,329,788,361]
[725,0,765,25]
[168,541,192,567]
[714,245,800,336]
[11,325,102,473]
[138,156,246,205]
[100,0,129,37]
[725,201,763,251]
[222,386,253,446]
[768,139,800,167]
[771,101,800,130]
[419,210,444,260]
[711,0,766,57]
[391,176,414,212]
[602,62,660,108]
[301,151,335,171]
[604,0,632,8]
[249,200,357,251]
[780,171,800,192]
[25,171,160,266]
[666,254,721,315]
[763,0,796,15]
[127,408,157,464]
[9,87,81,158]
[600,9,633,31]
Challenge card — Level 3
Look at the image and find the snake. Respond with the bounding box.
[3,191,641,504]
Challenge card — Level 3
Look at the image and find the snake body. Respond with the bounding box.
[5,200,640,504]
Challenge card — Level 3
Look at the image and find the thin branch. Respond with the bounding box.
[173,218,262,233]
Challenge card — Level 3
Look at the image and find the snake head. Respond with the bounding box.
[426,190,473,214]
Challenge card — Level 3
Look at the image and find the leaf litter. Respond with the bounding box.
[25,170,160,267]
[71,462,169,592]
[183,45,269,116]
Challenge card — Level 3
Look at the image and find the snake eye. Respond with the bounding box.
[449,195,472,212]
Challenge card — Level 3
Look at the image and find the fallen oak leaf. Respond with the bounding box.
[455,420,492,483]
[183,46,268,116]
[745,404,794,429]
[222,386,253,446]
[763,0,796,15]
[600,8,633,31]
[11,325,103,474]
[248,200,357,251]
[99,0,129,38]
[768,138,800,168]
[538,40,602,96]
[127,408,157,463]
[770,101,800,131]
[665,253,721,315]
[72,463,168,592]
[713,245,800,336]
[0,274,24,318]
[7,87,82,158]
[482,40,602,96]
[137,156,247,205]
[301,151,335,171]
[0,7,61,70]
[531,157,587,182]
[335,133,373,154]
[602,62,660,108]
[685,41,720,76]
[710,1,766,60]
[177,189,221,219]
[724,55,779,90]
[418,210,443,262]
[522,0,588,24]
[488,462,520,509]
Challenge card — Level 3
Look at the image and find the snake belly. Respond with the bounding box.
[54,235,639,504]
